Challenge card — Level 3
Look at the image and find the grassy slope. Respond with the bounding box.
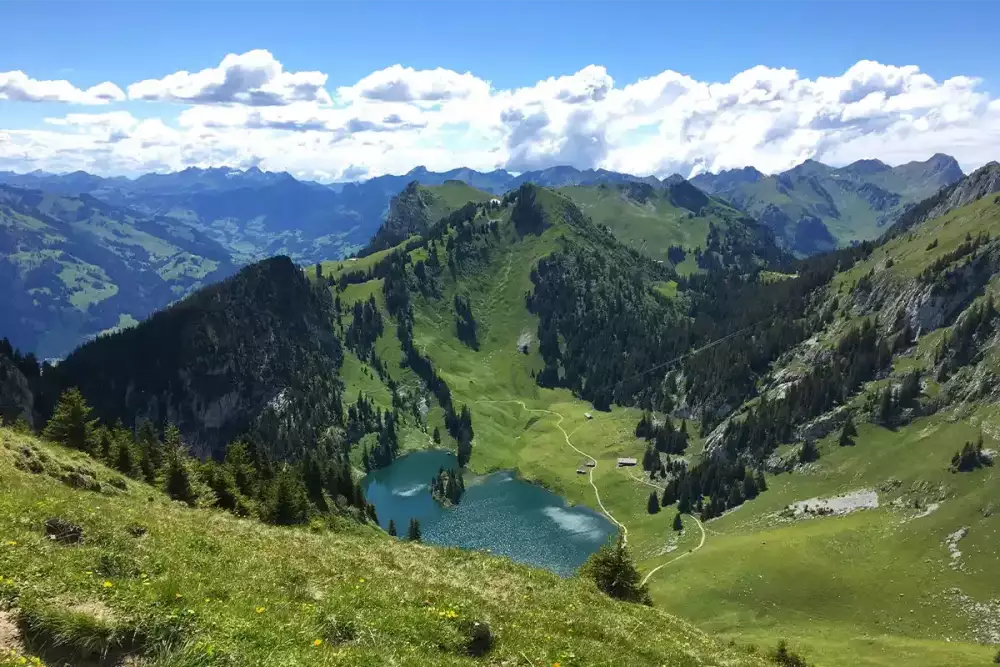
[557,185,742,270]
[0,429,768,667]
[424,182,495,214]
[312,189,1000,666]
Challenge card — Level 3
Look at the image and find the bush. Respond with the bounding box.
[773,639,809,667]
[462,619,494,657]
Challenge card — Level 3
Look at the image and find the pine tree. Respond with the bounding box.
[755,470,768,492]
[42,388,97,452]
[96,426,115,463]
[432,427,441,445]
[387,519,397,537]
[799,439,819,463]
[878,386,894,424]
[164,450,198,506]
[673,512,683,531]
[268,469,309,526]
[162,424,199,506]
[646,491,660,514]
[407,518,422,541]
[137,421,164,484]
[582,533,651,605]
[838,412,858,446]
[115,436,137,477]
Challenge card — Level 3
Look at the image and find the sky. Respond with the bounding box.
[2,1,999,182]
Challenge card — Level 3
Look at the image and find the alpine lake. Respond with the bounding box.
[363,449,616,576]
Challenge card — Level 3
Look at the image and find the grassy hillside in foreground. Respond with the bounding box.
[0,427,770,667]
[312,182,1000,666]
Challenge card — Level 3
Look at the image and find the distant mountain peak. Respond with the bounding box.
[841,158,890,176]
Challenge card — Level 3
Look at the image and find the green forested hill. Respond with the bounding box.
[691,154,964,256]
[42,256,343,460]
[0,185,238,359]
[558,180,788,272]
[359,181,495,256]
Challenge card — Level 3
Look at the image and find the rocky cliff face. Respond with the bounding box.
[889,163,1000,239]
[924,162,1000,220]
[360,181,434,255]
[0,355,34,427]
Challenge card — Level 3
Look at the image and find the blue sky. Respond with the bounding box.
[4,2,998,91]
[2,1,999,179]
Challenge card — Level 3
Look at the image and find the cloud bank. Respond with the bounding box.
[1,50,998,181]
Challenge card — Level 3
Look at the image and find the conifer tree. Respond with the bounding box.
[407,517,422,541]
[137,421,164,484]
[43,388,97,452]
[647,491,660,514]
[799,439,819,463]
[838,412,858,446]
[672,512,683,531]
[164,449,198,506]
[96,426,115,463]
[268,468,309,526]
[433,427,441,445]
[387,519,397,537]
[115,436,138,478]
[755,470,768,492]
[162,424,199,506]
[582,533,651,605]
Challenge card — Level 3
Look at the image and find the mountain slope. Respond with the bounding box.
[642,170,1000,666]
[558,180,788,271]
[0,185,238,358]
[359,181,495,256]
[46,256,342,458]
[692,154,964,255]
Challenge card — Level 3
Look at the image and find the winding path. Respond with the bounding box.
[475,399,629,542]
[640,513,706,586]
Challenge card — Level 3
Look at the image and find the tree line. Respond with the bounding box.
[41,387,377,526]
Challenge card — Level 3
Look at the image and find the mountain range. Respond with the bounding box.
[691,153,964,254]
[0,154,966,358]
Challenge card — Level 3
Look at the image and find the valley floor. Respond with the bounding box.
[333,229,1000,667]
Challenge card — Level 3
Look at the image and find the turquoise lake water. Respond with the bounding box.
[362,449,616,576]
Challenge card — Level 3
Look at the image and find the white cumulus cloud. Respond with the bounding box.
[2,56,999,180]
[0,71,124,104]
[127,49,331,106]
[340,64,491,103]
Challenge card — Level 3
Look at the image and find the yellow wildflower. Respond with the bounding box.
[313,639,323,647]
[103,580,113,588]
[255,606,265,614]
